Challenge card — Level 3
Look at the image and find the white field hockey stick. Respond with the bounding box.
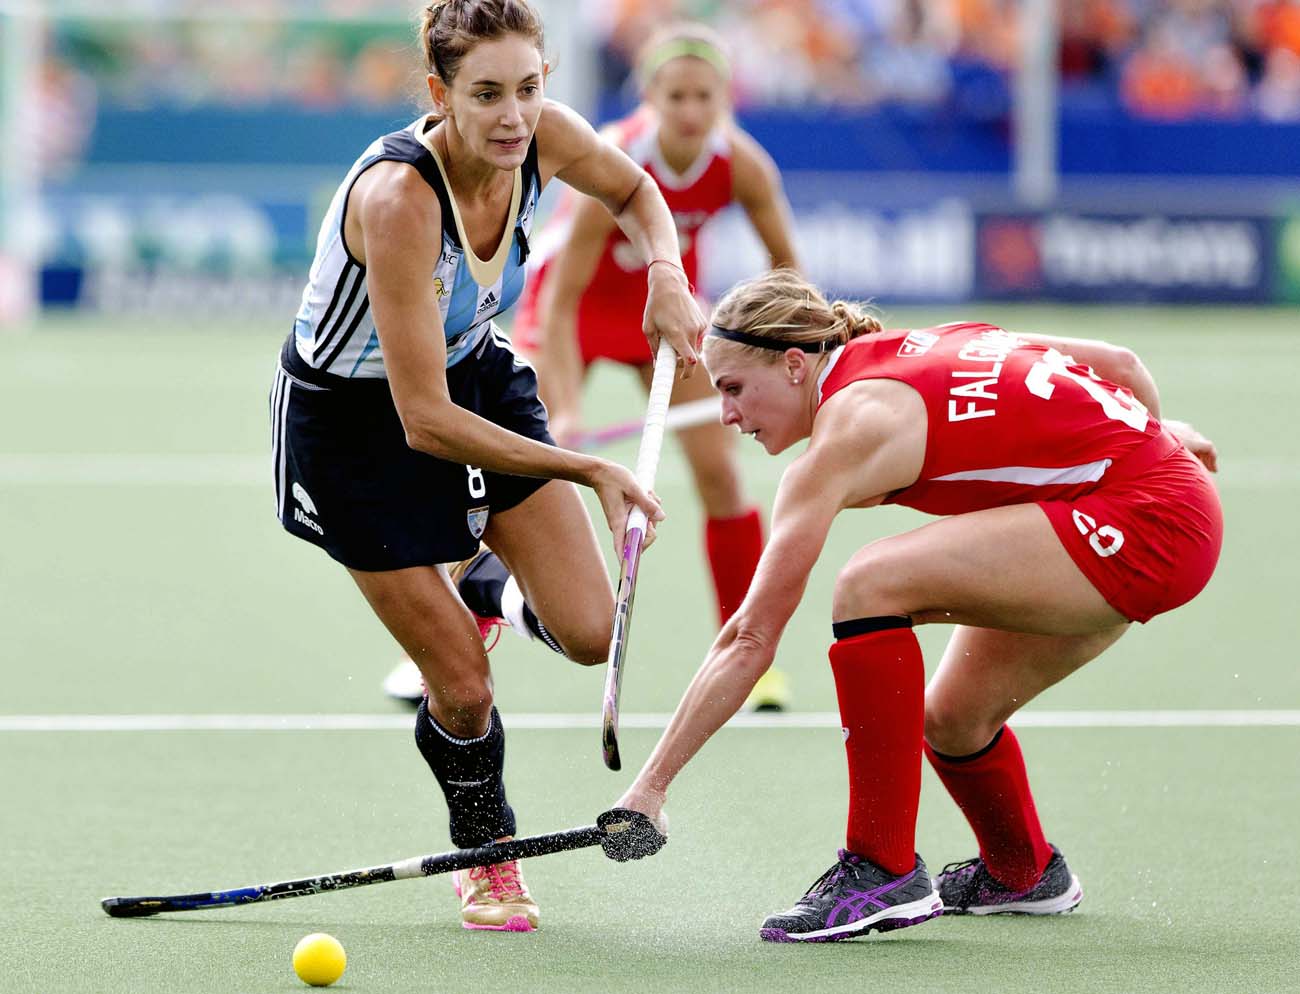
[601,339,677,770]
[577,396,721,451]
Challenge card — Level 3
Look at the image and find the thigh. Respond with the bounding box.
[636,362,747,517]
[483,478,614,646]
[837,503,1128,635]
[924,624,1128,754]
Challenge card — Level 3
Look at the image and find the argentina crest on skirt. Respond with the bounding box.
[467,506,490,540]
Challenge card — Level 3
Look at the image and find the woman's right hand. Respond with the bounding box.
[1164,419,1218,472]
[643,262,705,374]
[588,459,664,553]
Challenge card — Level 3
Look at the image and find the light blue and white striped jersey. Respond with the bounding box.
[290,116,541,378]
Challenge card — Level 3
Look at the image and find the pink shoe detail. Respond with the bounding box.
[477,616,503,650]
[461,915,535,932]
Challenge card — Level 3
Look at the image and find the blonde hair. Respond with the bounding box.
[636,21,730,87]
[707,269,882,363]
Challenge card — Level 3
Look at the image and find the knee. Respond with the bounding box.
[557,622,608,666]
[923,696,1001,758]
[536,596,611,666]
[832,539,912,621]
[426,674,494,736]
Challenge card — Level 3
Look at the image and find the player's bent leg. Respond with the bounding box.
[483,479,614,666]
[921,628,1123,916]
[831,503,1128,635]
[925,626,1128,757]
[349,565,494,734]
[348,565,538,930]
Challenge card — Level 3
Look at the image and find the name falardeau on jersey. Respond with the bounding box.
[947,328,1024,422]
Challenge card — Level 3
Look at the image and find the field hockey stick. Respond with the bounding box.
[601,339,678,771]
[102,808,665,917]
[578,396,721,451]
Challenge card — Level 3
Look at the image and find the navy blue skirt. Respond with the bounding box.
[270,328,553,571]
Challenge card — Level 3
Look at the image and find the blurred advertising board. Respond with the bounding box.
[700,199,975,305]
[976,211,1276,303]
[34,194,1296,312]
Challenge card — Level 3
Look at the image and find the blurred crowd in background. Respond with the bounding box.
[28,0,1300,177]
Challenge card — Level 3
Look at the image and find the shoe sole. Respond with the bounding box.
[943,874,1083,916]
[462,915,537,932]
[759,890,943,943]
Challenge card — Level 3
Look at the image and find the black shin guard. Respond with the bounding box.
[414,698,517,848]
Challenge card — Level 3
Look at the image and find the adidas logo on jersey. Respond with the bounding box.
[898,330,939,358]
[476,291,499,315]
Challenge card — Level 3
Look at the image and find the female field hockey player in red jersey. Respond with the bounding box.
[513,22,800,653]
[273,0,705,932]
[609,269,1221,942]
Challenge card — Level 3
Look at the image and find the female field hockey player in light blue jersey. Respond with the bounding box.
[270,0,705,933]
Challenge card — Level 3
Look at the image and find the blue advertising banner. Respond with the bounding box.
[976,211,1276,303]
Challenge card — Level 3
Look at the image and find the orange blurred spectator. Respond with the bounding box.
[1121,21,1203,118]
[1255,0,1300,58]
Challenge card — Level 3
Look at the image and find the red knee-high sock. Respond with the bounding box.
[924,727,1052,891]
[829,621,925,875]
[704,507,763,625]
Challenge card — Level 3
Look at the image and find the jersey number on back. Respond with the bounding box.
[1024,348,1149,430]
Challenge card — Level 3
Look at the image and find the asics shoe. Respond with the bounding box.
[759,851,942,943]
[937,845,1082,915]
[451,859,539,932]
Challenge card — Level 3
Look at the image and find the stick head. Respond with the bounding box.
[101,897,162,917]
[596,807,667,861]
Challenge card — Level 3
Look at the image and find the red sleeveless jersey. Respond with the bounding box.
[514,105,733,360]
[816,322,1165,516]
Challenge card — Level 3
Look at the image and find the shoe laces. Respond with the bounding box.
[804,853,856,898]
[468,860,525,902]
[940,857,993,901]
[940,856,982,879]
[476,616,503,651]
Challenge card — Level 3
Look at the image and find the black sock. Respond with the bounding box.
[414,698,516,848]
[458,551,563,654]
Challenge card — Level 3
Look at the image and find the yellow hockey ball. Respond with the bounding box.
[292,933,346,987]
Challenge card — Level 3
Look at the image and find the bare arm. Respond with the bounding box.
[349,162,661,546]
[532,194,619,445]
[619,453,839,806]
[616,387,922,819]
[1020,332,1217,470]
[538,102,704,370]
[1021,333,1161,418]
[730,127,800,270]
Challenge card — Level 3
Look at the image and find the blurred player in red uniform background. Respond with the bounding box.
[515,23,799,681]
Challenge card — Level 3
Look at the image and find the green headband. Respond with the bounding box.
[638,37,730,85]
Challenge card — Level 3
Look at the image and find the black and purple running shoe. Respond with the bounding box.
[759,851,942,943]
[937,845,1082,915]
